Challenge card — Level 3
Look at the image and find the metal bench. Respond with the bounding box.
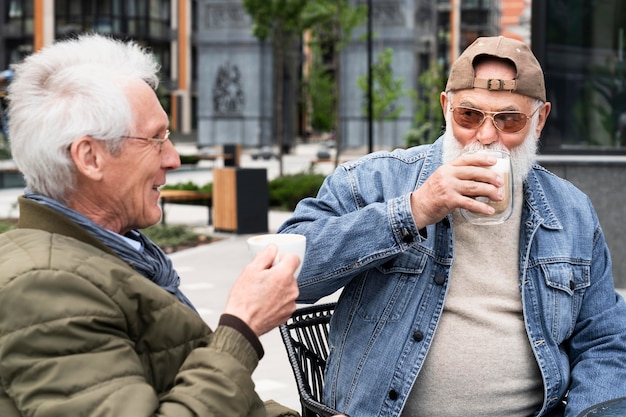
[279,303,343,417]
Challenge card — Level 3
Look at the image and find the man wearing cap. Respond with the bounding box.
[278,36,626,417]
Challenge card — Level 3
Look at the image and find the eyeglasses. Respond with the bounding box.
[121,129,170,148]
[450,106,539,133]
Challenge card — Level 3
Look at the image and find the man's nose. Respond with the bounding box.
[475,116,499,146]
[162,140,181,170]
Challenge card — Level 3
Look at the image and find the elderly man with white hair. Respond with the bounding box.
[0,34,314,417]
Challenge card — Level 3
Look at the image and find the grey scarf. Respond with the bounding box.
[25,191,197,312]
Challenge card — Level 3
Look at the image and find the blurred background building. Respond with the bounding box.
[0,0,195,137]
[1,0,624,154]
[1,0,626,283]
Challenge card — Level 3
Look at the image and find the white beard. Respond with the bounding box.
[441,114,539,188]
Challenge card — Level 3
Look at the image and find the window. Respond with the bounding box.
[8,0,33,31]
[149,0,170,37]
[534,0,626,154]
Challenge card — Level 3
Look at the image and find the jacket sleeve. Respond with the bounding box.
[278,164,421,303]
[563,222,626,417]
[0,266,285,417]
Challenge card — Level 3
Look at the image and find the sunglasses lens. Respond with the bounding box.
[453,108,484,129]
[494,113,527,133]
[453,107,529,133]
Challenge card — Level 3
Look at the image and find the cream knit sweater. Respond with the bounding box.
[402,187,543,417]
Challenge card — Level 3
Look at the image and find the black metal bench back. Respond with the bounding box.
[279,303,341,417]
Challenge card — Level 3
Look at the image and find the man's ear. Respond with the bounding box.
[440,91,448,114]
[68,136,105,181]
[535,102,552,139]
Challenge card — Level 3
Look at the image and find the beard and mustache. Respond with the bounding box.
[441,111,540,188]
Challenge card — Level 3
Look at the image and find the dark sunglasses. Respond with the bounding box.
[451,106,540,133]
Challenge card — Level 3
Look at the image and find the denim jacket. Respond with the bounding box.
[278,138,626,417]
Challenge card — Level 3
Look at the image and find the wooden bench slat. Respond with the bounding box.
[159,190,213,226]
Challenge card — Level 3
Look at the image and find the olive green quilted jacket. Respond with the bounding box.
[0,197,298,417]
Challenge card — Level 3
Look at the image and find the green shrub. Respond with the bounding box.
[163,181,212,194]
[162,181,199,191]
[0,218,16,233]
[268,172,326,211]
[141,224,198,246]
[179,154,201,165]
[0,146,11,160]
[140,224,211,253]
[198,183,212,193]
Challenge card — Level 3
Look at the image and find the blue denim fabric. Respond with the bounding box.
[278,138,626,417]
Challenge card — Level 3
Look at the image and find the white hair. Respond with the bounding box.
[7,34,161,202]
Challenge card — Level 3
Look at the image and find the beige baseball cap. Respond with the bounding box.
[445,36,546,102]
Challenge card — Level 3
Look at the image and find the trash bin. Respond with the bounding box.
[223,144,241,167]
[213,167,268,234]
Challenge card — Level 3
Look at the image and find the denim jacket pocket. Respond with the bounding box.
[540,261,591,342]
[356,249,429,322]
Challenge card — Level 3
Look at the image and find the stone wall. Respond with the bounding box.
[340,0,417,149]
[195,0,273,148]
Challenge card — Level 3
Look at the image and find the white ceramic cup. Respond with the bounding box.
[459,149,514,225]
[246,233,307,278]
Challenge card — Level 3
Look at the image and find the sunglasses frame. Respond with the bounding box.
[450,106,540,133]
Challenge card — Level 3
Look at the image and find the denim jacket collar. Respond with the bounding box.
[524,166,563,231]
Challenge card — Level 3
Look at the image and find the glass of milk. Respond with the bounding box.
[459,149,514,225]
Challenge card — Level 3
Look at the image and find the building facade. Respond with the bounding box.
[194,0,276,148]
[1,0,626,283]
[2,0,624,154]
[339,0,504,149]
[0,0,194,134]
